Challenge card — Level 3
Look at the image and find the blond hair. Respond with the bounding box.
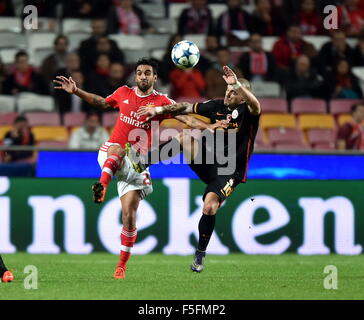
[237,78,252,91]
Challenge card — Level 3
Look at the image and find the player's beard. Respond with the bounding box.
[137,80,152,94]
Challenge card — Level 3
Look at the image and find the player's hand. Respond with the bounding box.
[53,76,78,94]
[222,65,238,85]
[208,120,229,131]
[137,106,157,121]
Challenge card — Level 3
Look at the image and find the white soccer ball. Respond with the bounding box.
[171,40,200,70]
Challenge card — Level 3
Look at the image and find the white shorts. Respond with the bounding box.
[97,143,153,199]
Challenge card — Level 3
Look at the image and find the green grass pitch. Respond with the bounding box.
[1,253,364,300]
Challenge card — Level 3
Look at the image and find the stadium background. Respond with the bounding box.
[0,0,363,257]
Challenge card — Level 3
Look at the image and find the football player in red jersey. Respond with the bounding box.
[54,58,224,279]
[0,254,14,283]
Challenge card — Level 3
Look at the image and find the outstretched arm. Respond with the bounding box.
[137,102,194,121]
[222,66,261,116]
[175,115,228,131]
[53,76,111,109]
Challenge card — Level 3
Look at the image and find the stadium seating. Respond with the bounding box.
[0,31,26,49]
[307,128,336,149]
[0,125,11,140]
[63,112,86,127]
[169,3,190,19]
[330,99,361,115]
[62,18,92,33]
[37,141,69,148]
[0,95,16,112]
[183,34,207,50]
[251,81,281,98]
[148,18,177,34]
[68,32,91,51]
[176,97,207,104]
[259,98,288,113]
[0,17,22,32]
[352,67,364,81]
[0,112,17,125]
[313,143,336,150]
[109,34,145,50]
[337,114,352,126]
[139,3,165,18]
[274,142,311,150]
[144,34,170,50]
[291,98,327,114]
[298,114,335,130]
[17,93,55,113]
[150,48,165,61]
[32,47,54,67]
[262,36,278,51]
[303,35,330,50]
[26,112,61,127]
[268,128,304,146]
[124,48,150,64]
[32,126,68,142]
[0,48,19,64]
[260,114,296,130]
[102,112,118,128]
[28,32,57,55]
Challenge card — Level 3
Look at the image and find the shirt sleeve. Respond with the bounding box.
[337,123,352,140]
[193,100,221,118]
[105,86,126,109]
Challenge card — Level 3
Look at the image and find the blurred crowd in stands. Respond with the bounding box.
[1,0,364,163]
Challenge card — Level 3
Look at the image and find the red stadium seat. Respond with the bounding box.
[63,112,86,127]
[274,142,311,150]
[37,141,69,148]
[329,99,362,115]
[313,143,336,150]
[26,112,61,126]
[260,98,288,113]
[254,141,273,150]
[0,112,17,125]
[254,128,272,149]
[291,98,327,114]
[267,128,304,146]
[307,128,336,145]
[102,112,118,128]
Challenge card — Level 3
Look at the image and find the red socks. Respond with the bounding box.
[118,227,137,269]
[100,154,123,187]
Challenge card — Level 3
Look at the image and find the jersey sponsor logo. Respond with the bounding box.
[220,179,235,198]
[123,99,129,104]
[119,112,150,129]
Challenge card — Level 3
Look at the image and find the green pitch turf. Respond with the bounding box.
[1,253,363,300]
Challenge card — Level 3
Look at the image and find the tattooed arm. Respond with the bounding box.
[54,76,111,109]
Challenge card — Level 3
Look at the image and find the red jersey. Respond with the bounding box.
[102,85,175,154]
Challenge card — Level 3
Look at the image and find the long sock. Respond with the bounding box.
[100,154,123,187]
[0,254,8,277]
[118,227,137,269]
[197,214,216,252]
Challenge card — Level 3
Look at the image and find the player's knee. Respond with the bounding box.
[203,201,219,215]
[108,145,125,158]
[122,209,136,225]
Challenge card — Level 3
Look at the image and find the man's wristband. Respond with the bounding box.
[155,107,164,114]
[232,82,242,90]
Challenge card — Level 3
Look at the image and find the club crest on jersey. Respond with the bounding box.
[232,109,239,119]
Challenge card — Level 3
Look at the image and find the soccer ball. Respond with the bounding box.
[171,40,200,70]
